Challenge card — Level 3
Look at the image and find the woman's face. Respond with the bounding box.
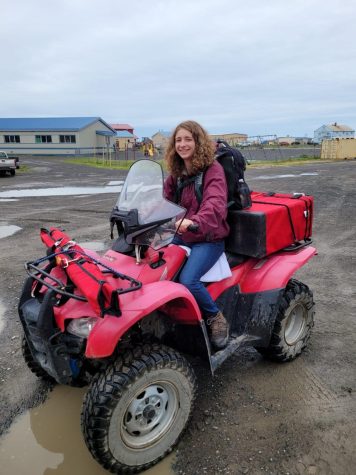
[175,128,196,162]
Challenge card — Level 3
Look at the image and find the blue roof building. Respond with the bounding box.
[0,117,117,155]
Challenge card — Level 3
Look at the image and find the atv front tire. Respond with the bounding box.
[81,344,196,474]
[259,279,315,362]
[22,335,54,382]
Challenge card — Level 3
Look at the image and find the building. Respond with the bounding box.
[0,117,116,155]
[110,123,138,150]
[151,130,171,150]
[110,123,135,134]
[209,132,248,146]
[151,129,248,150]
[115,130,137,150]
[294,137,313,145]
[277,136,295,145]
[314,123,355,144]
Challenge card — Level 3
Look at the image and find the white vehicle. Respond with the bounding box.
[238,141,251,148]
[0,151,17,176]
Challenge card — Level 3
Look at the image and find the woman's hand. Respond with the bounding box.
[175,218,194,234]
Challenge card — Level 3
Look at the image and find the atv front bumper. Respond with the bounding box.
[18,277,86,384]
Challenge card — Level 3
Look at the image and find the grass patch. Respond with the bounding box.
[17,165,30,173]
[247,155,322,168]
[64,155,325,171]
[65,157,165,170]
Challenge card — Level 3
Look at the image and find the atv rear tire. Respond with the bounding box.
[259,279,315,362]
[81,344,196,474]
[22,335,54,382]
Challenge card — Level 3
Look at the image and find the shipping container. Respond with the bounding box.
[320,138,356,160]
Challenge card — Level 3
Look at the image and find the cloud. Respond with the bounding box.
[1,0,356,137]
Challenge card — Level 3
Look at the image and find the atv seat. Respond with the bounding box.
[225,250,248,268]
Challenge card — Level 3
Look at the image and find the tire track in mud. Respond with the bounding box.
[225,359,356,475]
[289,365,337,403]
[292,421,356,475]
[248,359,344,412]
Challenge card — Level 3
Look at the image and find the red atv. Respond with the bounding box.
[19,159,316,474]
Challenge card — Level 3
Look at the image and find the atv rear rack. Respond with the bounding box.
[25,249,142,303]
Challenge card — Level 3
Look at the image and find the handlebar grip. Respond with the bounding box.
[187,223,199,233]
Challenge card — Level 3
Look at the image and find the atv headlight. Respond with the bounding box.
[67,317,98,338]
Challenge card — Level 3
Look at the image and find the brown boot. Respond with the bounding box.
[206,311,229,349]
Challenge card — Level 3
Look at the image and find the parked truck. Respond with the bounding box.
[0,151,18,176]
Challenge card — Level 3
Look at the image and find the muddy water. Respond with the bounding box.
[250,172,319,180]
[0,185,123,198]
[0,225,21,239]
[0,300,4,333]
[0,385,176,475]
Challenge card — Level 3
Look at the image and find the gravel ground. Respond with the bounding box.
[0,156,355,475]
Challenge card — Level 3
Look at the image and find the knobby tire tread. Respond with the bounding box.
[260,278,315,362]
[81,343,196,474]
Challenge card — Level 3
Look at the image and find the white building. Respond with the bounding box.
[313,123,354,144]
[0,117,116,155]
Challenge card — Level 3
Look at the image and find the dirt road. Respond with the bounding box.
[0,157,355,475]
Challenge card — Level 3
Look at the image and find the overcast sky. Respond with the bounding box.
[2,0,356,139]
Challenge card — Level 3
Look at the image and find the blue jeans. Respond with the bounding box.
[173,237,224,317]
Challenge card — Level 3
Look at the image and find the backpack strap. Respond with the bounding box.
[174,171,205,205]
[194,171,204,204]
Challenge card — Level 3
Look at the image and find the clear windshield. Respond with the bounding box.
[116,160,186,249]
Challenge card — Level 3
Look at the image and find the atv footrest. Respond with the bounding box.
[210,335,257,373]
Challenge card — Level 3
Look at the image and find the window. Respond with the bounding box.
[4,135,20,143]
[59,135,76,143]
[35,135,52,143]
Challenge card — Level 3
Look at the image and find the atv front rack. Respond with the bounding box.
[25,249,142,306]
[26,259,87,302]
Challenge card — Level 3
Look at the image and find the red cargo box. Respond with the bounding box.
[226,191,313,258]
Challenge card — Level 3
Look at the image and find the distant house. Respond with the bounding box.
[314,123,355,144]
[115,130,137,150]
[151,130,171,150]
[209,132,247,146]
[110,123,134,134]
[294,137,313,145]
[0,117,116,155]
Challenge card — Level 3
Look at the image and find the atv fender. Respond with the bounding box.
[239,246,316,293]
[85,280,202,358]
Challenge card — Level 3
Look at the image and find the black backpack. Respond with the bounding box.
[174,140,252,210]
[215,140,252,210]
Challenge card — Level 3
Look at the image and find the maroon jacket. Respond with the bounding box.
[164,160,230,243]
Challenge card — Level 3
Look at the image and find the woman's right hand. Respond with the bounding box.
[175,218,194,234]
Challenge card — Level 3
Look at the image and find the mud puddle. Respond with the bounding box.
[0,224,21,239]
[0,184,123,199]
[250,172,319,180]
[0,385,175,475]
[0,300,4,333]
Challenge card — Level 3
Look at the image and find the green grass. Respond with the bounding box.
[64,157,166,170]
[63,155,328,171]
[247,155,323,168]
[17,164,30,173]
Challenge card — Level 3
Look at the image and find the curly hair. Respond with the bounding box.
[165,120,215,177]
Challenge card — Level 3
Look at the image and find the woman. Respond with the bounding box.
[164,120,230,350]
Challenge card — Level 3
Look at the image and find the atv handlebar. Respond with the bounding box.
[187,223,199,233]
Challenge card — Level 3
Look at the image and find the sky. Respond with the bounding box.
[1,0,356,139]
